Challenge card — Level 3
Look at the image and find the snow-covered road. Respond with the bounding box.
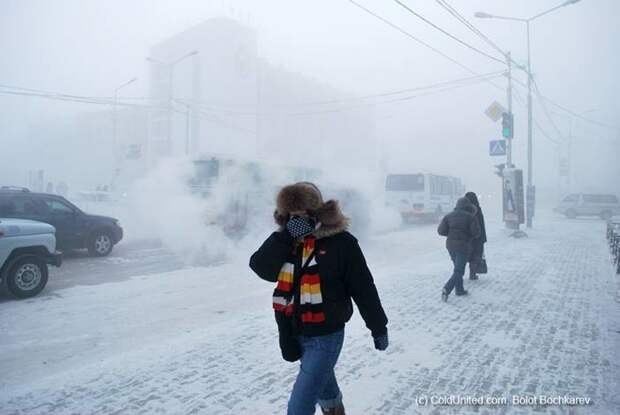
[1,215,619,414]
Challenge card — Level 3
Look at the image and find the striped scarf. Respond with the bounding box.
[272,236,326,324]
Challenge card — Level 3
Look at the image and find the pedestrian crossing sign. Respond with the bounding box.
[489,140,507,156]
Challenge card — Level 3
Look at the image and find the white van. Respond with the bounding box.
[385,173,464,223]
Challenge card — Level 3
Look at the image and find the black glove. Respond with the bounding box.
[286,216,315,239]
[373,332,389,351]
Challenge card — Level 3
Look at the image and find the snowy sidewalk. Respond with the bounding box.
[1,216,619,414]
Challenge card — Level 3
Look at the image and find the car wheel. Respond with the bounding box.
[600,211,612,221]
[565,209,577,219]
[6,255,49,298]
[88,231,114,257]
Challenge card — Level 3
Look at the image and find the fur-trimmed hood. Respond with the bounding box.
[273,182,349,239]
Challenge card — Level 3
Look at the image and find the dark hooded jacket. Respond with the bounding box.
[465,192,487,245]
[437,197,481,254]
[249,186,388,338]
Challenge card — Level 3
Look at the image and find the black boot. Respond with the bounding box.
[469,264,478,280]
[441,287,449,302]
[322,404,345,415]
[455,289,469,296]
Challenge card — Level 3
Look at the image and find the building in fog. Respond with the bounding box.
[147,17,376,169]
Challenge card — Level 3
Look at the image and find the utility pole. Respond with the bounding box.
[476,0,583,230]
[526,21,534,228]
[506,52,513,168]
[112,77,137,189]
[504,51,521,233]
[113,77,137,160]
[146,50,198,157]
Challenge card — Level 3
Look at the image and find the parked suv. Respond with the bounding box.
[554,193,620,220]
[0,218,62,298]
[0,187,123,256]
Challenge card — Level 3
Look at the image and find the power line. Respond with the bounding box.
[174,72,504,117]
[0,71,502,123]
[511,76,619,133]
[345,0,502,76]
[345,0,509,101]
[393,0,504,64]
[299,70,505,105]
[542,95,619,132]
[435,0,529,76]
[436,0,506,58]
[1,71,502,115]
[512,85,560,145]
[0,87,260,135]
[529,79,565,141]
[0,74,504,128]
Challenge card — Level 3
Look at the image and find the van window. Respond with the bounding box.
[386,175,424,191]
[583,194,619,204]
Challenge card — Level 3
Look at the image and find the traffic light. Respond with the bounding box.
[502,112,514,139]
[494,163,505,178]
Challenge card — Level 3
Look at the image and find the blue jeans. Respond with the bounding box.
[444,250,468,295]
[287,329,345,415]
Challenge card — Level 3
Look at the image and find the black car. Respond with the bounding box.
[0,187,123,256]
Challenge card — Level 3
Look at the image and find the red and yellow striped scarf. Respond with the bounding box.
[272,236,325,324]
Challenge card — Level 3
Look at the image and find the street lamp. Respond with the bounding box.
[475,0,581,228]
[146,50,199,156]
[113,77,137,172]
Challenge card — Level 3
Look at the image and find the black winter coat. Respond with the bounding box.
[249,230,388,338]
[464,192,487,260]
[437,198,482,254]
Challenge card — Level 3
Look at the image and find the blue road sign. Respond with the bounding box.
[490,140,507,156]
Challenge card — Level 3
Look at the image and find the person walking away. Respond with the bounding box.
[464,192,487,280]
[438,197,481,302]
[249,182,389,415]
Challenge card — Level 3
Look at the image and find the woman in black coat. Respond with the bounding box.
[249,182,388,415]
[465,192,487,280]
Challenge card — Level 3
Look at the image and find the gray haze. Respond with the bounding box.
[1,0,619,202]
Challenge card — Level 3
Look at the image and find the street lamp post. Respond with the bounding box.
[146,50,199,156]
[113,77,137,178]
[476,0,581,229]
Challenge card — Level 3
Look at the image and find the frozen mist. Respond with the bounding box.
[0,0,619,414]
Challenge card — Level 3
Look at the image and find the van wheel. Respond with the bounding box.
[600,211,612,221]
[88,232,114,256]
[565,209,577,219]
[6,256,49,298]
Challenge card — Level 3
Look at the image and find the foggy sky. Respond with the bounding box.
[1,0,618,199]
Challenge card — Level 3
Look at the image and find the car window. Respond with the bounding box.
[562,194,578,202]
[0,196,46,216]
[0,197,16,215]
[44,198,75,215]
